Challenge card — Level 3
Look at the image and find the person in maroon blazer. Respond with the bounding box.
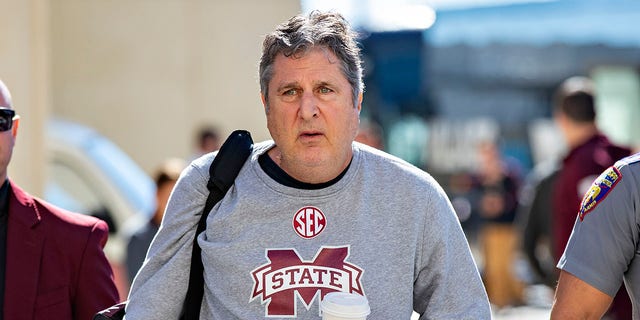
[0,79,119,319]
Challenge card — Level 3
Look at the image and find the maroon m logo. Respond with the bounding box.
[250,246,364,317]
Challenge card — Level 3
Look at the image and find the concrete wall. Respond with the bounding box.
[50,0,299,172]
[1,0,300,195]
[0,0,50,195]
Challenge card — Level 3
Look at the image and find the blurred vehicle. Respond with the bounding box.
[44,118,156,298]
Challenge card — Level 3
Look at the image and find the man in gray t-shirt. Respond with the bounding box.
[552,152,640,319]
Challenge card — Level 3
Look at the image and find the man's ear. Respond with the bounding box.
[356,93,363,113]
[11,116,19,138]
[260,93,268,113]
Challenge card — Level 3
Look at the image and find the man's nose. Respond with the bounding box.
[299,91,319,119]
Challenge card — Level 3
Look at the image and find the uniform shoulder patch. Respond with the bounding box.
[579,166,622,221]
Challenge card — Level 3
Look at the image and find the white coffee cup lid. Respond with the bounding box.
[321,292,371,317]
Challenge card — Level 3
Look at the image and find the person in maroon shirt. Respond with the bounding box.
[552,76,632,319]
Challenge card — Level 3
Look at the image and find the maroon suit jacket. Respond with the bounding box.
[4,180,119,320]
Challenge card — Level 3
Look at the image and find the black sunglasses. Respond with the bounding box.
[0,108,16,132]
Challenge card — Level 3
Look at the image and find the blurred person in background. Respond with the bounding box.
[552,75,632,319]
[125,157,186,285]
[354,118,384,150]
[476,140,525,309]
[447,170,481,242]
[125,11,490,319]
[516,160,560,288]
[0,79,118,319]
[190,125,221,161]
[552,153,640,319]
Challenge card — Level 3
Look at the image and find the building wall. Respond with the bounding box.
[1,0,300,195]
[0,0,50,195]
[50,0,299,174]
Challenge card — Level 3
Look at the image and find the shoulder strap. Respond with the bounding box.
[181,130,253,320]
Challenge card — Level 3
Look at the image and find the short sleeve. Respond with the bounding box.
[558,165,639,297]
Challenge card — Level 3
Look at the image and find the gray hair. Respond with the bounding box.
[259,11,364,110]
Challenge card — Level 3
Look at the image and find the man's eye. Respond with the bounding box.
[319,87,332,94]
[284,89,298,96]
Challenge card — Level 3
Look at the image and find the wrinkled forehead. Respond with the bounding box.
[0,82,12,108]
[272,47,342,78]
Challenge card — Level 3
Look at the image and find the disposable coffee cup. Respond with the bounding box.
[320,292,370,320]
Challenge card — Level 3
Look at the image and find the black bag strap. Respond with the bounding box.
[181,129,253,320]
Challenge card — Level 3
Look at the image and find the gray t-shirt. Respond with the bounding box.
[558,152,640,317]
[126,141,490,319]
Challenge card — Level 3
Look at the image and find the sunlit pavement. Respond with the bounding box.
[493,284,553,319]
[410,284,553,319]
[411,305,551,320]
[493,305,551,319]
[411,305,550,320]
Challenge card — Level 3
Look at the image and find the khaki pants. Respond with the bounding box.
[480,223,525,308]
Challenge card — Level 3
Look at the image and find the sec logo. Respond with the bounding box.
[292,206,326,239]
